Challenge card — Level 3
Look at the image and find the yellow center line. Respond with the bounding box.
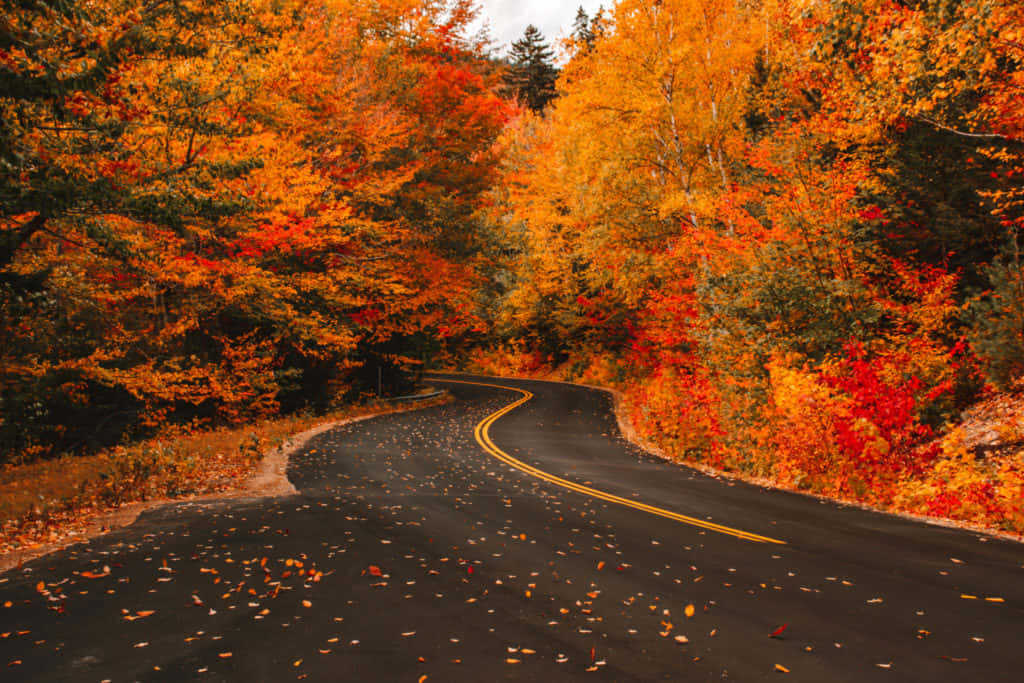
[433,377,786,545]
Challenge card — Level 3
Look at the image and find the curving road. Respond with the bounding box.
[2,374,1023,681]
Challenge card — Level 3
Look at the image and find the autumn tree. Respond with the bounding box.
[0,0,510,462]
[484,0,982,494]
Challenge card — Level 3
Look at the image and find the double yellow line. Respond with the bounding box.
[434,378,785,545]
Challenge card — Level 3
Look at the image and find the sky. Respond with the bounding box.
[472,0,609,56]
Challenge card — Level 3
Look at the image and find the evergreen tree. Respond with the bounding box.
[503,25,559,113]
[571,6,604,52]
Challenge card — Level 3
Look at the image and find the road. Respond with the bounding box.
[2,374,1023,681]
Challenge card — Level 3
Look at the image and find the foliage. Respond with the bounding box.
[479,0,1024,534]
[0,0,509,463]
[502,25,559,113]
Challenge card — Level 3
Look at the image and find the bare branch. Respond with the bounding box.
[913,116,1015,142]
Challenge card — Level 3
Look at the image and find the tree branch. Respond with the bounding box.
[913,115,1015,142]
[1,213,48,269]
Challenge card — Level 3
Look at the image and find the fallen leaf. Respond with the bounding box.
[769,624,788,638]
[675,635,689,643]
[775,664,790,673]
[684,604,695,618]
[80,571,109,580]
[597,561,605,571]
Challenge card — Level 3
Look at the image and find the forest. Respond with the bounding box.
[2,0,1024,537]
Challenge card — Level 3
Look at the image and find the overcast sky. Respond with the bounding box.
[472,0,609,56]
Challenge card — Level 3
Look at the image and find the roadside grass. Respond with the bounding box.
[0,396,449,555]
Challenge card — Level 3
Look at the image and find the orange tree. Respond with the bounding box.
[0,0,509,462]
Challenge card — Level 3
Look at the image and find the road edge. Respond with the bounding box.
[0,393,451,574]
[430,370,1024,546]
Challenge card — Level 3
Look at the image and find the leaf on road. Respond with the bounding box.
[769,623,789,638]
[775,664,790,673]
[684,604,695,618]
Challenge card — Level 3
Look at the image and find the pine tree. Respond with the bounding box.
[503,25,559,113]
[571,6,604,52]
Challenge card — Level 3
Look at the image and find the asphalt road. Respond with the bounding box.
[2,374,1023,682]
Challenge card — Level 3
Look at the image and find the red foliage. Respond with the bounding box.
[822,342,942,476]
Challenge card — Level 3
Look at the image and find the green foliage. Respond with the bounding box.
[502,25,559,113]
[967,249,1024,388]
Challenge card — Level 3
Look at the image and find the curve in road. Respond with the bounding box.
[0,374,1022,682]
